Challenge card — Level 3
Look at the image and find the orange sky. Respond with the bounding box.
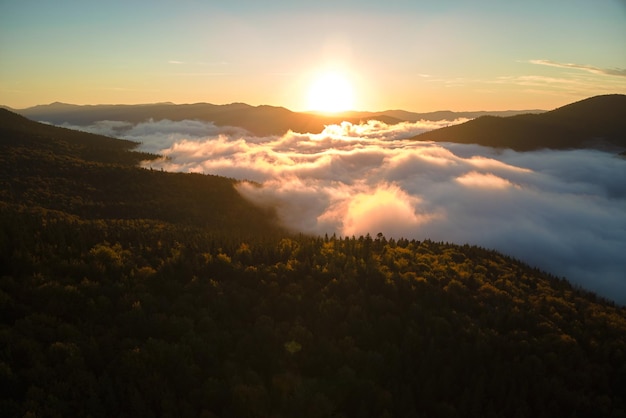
[1,0,625,111]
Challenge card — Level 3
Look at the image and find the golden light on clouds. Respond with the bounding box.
[339,184,437,237]
[306,71,355,113]
[60,117,626,301]
[456,171,515,189]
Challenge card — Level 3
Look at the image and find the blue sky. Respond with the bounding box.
[1,0,625,110]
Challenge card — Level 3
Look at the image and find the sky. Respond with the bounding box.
[62,118,626,304]
[1,0,625,111]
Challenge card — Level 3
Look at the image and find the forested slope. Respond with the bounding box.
[1,109,625,417]
[414,94,626,151]
[0,109,281,234]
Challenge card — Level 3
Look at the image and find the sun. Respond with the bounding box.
[307,71,355,113]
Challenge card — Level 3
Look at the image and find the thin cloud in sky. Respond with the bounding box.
[168,60,230,66]
[500,75,587,86]
[530,59,626,77]
[64,119,626,303]
[170,72,231,77]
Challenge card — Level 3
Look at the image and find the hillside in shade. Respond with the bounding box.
[1,109,626,417]
[0,108,283,234]
[413,94,626,151]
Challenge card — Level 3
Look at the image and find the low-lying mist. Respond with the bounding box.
[64,119,626,303]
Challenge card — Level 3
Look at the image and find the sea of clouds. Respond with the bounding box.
[64,118,626,303]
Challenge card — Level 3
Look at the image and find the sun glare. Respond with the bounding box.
[307,72,355,113]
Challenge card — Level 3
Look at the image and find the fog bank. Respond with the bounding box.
[66,118,626,303]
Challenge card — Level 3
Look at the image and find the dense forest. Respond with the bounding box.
[1,109,626,417]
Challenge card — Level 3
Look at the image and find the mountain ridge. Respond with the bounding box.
[413,94,626,151]
[12,101,544,137]
[0,108,283,233]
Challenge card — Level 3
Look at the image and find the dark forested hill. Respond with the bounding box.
[413,94,626,151]
[0,108,282,233]
[1,109,626,417]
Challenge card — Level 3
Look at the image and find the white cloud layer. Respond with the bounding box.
[67,119,626,303]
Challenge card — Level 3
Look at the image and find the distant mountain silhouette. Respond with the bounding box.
[17,102,356,136]
[378,109,543,122]
[413,94,626,151]
[16,102,541,137]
